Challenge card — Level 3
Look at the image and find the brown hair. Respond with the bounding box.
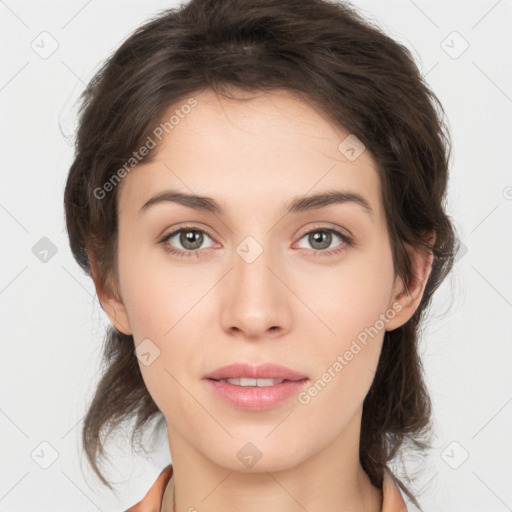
[64,0,458,508]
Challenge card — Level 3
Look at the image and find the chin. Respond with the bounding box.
[204,438,309,474]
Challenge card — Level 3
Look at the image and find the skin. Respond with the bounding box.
[92,88,433,512]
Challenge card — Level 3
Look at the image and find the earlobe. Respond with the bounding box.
[385,237,435,332]
[89,258,132,335]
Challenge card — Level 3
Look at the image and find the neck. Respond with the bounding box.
[162,414,382,512]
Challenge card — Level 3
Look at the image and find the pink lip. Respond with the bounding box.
[202,362,308,381]
[204,379,309,411]
[202,363,309,411]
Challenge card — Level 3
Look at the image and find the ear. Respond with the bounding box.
[89,258,132,335]
[385,233,436,332]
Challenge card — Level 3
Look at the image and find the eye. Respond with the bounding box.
[159,226,216,258]
[158,224,354,259]
[295,226,354,256]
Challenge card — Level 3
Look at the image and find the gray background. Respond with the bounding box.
[1,0,511,510]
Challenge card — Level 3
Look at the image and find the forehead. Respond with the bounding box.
[117,88,384,222]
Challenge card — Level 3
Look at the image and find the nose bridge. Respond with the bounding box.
[233,233,278,300]
[220,232,289,336]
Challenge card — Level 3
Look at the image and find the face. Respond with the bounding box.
[99,88,417,473]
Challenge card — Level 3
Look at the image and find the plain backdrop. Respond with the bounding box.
[1,0,511,510]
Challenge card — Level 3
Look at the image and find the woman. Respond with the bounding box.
[63,0,457,510]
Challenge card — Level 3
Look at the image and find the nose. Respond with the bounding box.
[219,236,292,340]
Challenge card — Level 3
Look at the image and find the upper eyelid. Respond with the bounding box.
[161,224,351,247]
[301,222,351,237]
[161,223,216,240]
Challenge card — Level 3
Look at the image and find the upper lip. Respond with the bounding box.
[203,363,308,381]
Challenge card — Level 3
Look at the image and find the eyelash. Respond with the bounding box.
[158,224,354,259]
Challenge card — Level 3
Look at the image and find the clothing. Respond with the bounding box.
[125,464,407,511]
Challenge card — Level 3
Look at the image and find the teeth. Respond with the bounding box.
[218,377,285,387]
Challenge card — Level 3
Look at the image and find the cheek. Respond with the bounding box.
[298,248,394,402]
[116,244,206,411]
[297,274,392,430]
[303,248,395,349]
[116,241,197,342]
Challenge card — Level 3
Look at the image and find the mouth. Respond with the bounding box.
[203,362,309,382]
[204,376,310,411]
[207,377,308,387]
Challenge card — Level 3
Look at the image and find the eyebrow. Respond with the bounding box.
[139,189,374,218]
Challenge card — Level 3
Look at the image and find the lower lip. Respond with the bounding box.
[204,378,309,411]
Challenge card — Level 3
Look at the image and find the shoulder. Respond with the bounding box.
[382,467,407,512]
[125,464,173,512]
